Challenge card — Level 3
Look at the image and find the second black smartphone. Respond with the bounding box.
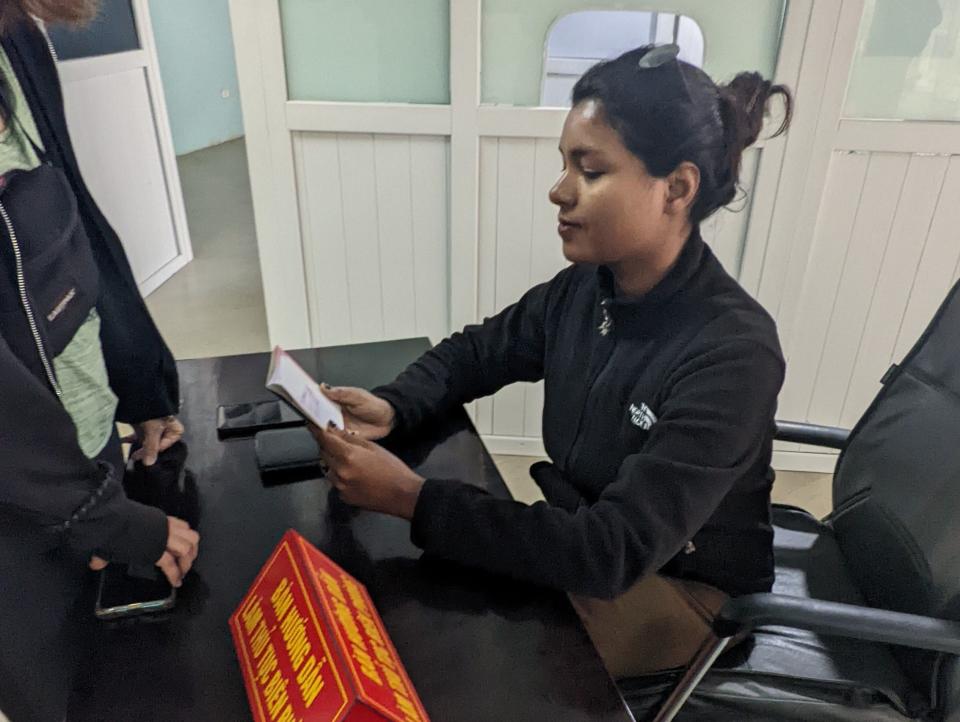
[216,400,305,439]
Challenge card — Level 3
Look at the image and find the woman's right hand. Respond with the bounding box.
[321,385,396,440]
[155,516,199,588]
[89,516,199,588]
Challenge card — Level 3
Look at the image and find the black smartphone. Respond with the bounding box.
[216,400,305,439]
[254,427,325,485]
[94,564,176,621]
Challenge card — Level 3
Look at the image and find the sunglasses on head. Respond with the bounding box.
[636,43,694,105]
[638,43,680,69]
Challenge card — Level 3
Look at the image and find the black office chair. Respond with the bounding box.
[623,279,960,722]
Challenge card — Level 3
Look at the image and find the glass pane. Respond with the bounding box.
[844,0,960,121]
[541,11,705,107]
[47,0,140,61]
[482,0,787,107]
[280,0,450,104]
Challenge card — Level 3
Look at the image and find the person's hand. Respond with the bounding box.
[320,385,396,440]
[124,416,185,466]
[88,516,199,588]
[155,516,199,587]
[312,425,424,519]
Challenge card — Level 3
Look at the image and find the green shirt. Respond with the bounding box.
[1,48,118,458]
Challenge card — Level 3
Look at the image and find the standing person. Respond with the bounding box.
[0,3,199,720]
[313,45,791,678]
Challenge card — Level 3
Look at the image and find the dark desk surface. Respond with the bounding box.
[69,339,632,721]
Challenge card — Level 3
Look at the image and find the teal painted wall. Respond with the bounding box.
[280,0,450,103]
[148,0,244,156]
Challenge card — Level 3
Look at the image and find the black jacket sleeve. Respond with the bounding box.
[0,335,168,566]
[96,257,181,423]
[409,338,784,599]
[373,271,564,432]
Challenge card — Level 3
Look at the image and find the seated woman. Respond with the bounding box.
[314,44,792,678]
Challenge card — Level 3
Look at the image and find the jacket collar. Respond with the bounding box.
[596,227,706,312]
[2,23,64,167]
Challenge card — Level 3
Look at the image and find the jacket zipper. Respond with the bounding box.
[564,300,616,470]
[0,200,62,398]
[3,22,61,398]
[598,304,613,336]
[43,31,58,62]
[33,17,59,62]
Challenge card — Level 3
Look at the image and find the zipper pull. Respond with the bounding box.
[598,301,613,336]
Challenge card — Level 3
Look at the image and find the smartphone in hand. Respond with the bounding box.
[95,564,176,621]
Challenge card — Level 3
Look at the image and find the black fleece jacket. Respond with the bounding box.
[375,231,784,599]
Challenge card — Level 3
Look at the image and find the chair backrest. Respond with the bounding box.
[942,658,960,721]
[829,280,960,709]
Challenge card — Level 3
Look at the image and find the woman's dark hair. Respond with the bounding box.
[572,45,793,224]
[0,0,98,34]
[0,0,99,120]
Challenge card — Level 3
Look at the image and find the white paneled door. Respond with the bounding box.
[54,0,191,297]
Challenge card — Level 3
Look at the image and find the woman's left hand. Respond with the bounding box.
[124,416,185,466]
[312,425,425,519]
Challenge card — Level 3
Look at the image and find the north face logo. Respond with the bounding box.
[629,403,657,430]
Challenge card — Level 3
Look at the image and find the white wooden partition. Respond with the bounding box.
[231,0,909,467]
[771,129,960,470]
[292,132,450,346]
[735,0,867,471]
[731,0,960,472]
[58,0,192,297]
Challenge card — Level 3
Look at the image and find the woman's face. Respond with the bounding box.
[549,99,678,266]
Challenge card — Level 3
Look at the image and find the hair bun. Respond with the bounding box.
[720,72,792,153]
[711,72,793,212]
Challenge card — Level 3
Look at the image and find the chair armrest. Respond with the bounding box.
[775,420,850,449]
[716,593,960,655]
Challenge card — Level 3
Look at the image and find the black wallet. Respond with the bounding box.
[254,427,324,484]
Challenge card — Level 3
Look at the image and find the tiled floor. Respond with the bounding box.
[146,139,269,360]
[492,454,834,519]
[152,139,835,518]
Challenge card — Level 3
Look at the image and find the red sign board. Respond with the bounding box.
[230,530,430,722]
